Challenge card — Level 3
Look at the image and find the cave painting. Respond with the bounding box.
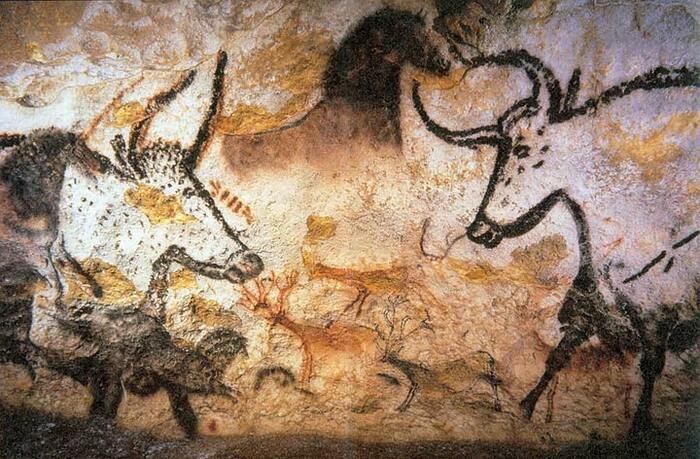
[222,7,451,172]
[0,2,697,446]
[414,49,699,435]
[0,51,262,436]
[0,7,458,438]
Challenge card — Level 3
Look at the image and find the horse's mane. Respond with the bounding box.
[323,7,425,108]
[0,134,27,149]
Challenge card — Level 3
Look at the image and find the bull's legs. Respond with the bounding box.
[520,324,592,419]
[630,344,666,436]
[164,382,198,438]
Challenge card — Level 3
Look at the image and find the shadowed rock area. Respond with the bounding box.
[2,405,698,459]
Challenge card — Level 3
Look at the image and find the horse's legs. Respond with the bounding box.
[520,324,593,419]
[88,367,123,419]
[343,287,369,318]
[164,382,198,438]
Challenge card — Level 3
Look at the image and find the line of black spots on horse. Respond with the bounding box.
[253,366,296,391]
[323,7,450,144]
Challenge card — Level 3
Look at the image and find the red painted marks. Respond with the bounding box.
[209,180,254,224]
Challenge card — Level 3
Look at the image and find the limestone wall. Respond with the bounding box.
[0,0,698,449]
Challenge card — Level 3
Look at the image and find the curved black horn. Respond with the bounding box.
[411,80,501,147]
[413,49,565,145]
[470,49,563,123]
[186,49,228,170]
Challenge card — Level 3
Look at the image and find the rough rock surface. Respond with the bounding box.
[0,0,698,455]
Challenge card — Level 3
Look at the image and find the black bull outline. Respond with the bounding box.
[413,49,699,435]
[0,51,263,437]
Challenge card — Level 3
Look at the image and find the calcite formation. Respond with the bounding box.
[0,0,698,453]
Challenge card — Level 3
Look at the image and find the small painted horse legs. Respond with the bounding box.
[520,323,592,419]
[87,366,200,438]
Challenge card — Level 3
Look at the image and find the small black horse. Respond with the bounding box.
[223,7,450,168]
[324,7,451,142]
[0,283,246,438]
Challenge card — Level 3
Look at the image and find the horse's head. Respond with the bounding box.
[108,51,263,284]
[413,50,562,248]
[395,9,452,76]
[377,8,451,76]
[325,8,450,107]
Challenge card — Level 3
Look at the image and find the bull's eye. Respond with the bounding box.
[513,145,530,159]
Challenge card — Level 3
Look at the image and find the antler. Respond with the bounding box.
[413,49,563,145]
[127,70,197,177]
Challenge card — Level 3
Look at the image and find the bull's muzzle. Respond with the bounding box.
[467,214,504,248]
[224,250,264,283]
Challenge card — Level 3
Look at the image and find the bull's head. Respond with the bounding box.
[413,49,564,248]
[109,51,263,283]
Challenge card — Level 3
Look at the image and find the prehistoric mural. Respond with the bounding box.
[413,49,698,435]
[0,0,698,454]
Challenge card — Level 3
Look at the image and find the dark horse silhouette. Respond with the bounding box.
[0,277,246,438]
[324,7,451,143]
[222,7,451,170]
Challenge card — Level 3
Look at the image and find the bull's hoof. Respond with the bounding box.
[519,398,536,420]
[628,418,666,454]
[629,414,657,439]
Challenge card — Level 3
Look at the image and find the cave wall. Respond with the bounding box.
[0,0,698,447]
